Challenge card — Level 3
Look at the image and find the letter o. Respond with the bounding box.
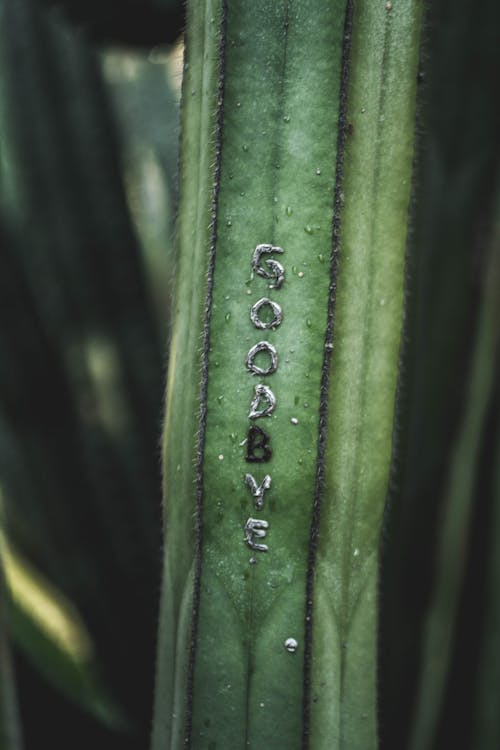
[250,298,283,330]
[245,341,278,376]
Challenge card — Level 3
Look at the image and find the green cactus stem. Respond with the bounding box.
[153,2,422,748]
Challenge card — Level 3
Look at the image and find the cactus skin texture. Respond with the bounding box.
[153,2,422,749]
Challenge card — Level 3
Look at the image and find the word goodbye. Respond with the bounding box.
[243,244,284,554]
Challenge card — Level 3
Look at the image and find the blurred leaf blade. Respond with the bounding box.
[408,192,500,750]
[473,390,500,749]
[0,531,23,750]
[2,540,128,732]
[379,0,500,744]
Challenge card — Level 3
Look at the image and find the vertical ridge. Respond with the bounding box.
[302,2,354,746]
[184,2,228,746]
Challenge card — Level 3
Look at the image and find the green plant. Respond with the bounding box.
[152,1,422,747]
[0,0,499,749]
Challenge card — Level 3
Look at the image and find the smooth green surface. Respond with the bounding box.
[191,1,346,748]
[309,2,422,748]
[151,1,222,748]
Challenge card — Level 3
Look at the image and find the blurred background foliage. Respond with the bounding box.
[0,0,182,746]
[0,0,498,749]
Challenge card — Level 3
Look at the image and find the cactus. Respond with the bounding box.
[152,2,422,748]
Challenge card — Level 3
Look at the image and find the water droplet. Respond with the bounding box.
[242,144,249,152]
[286,206,293,216]
[291,265,298,275]
[298,271,304,278]
[229,432,237,443]
[217,395,224,404]
[304,225,313,235]
[214,360,220,367]
[259,702,265,708]
[318,253,325,263]
[297,458,303,465]
[291,417,299,425]
[284,637,298,653]
[218,454,224,461]
[246,289,252,295]
[283,115,290,123]
[249,557,257,565]
[227,219,232,227]
[306,318,312,328]
[380,298,386,306]
[273,196,278,204]
[236,101,241,107]
[240,191,245,196]
[225,311,231,322]
[354,548,360,557]
[304,402,309,409]
[315,168,321,175]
